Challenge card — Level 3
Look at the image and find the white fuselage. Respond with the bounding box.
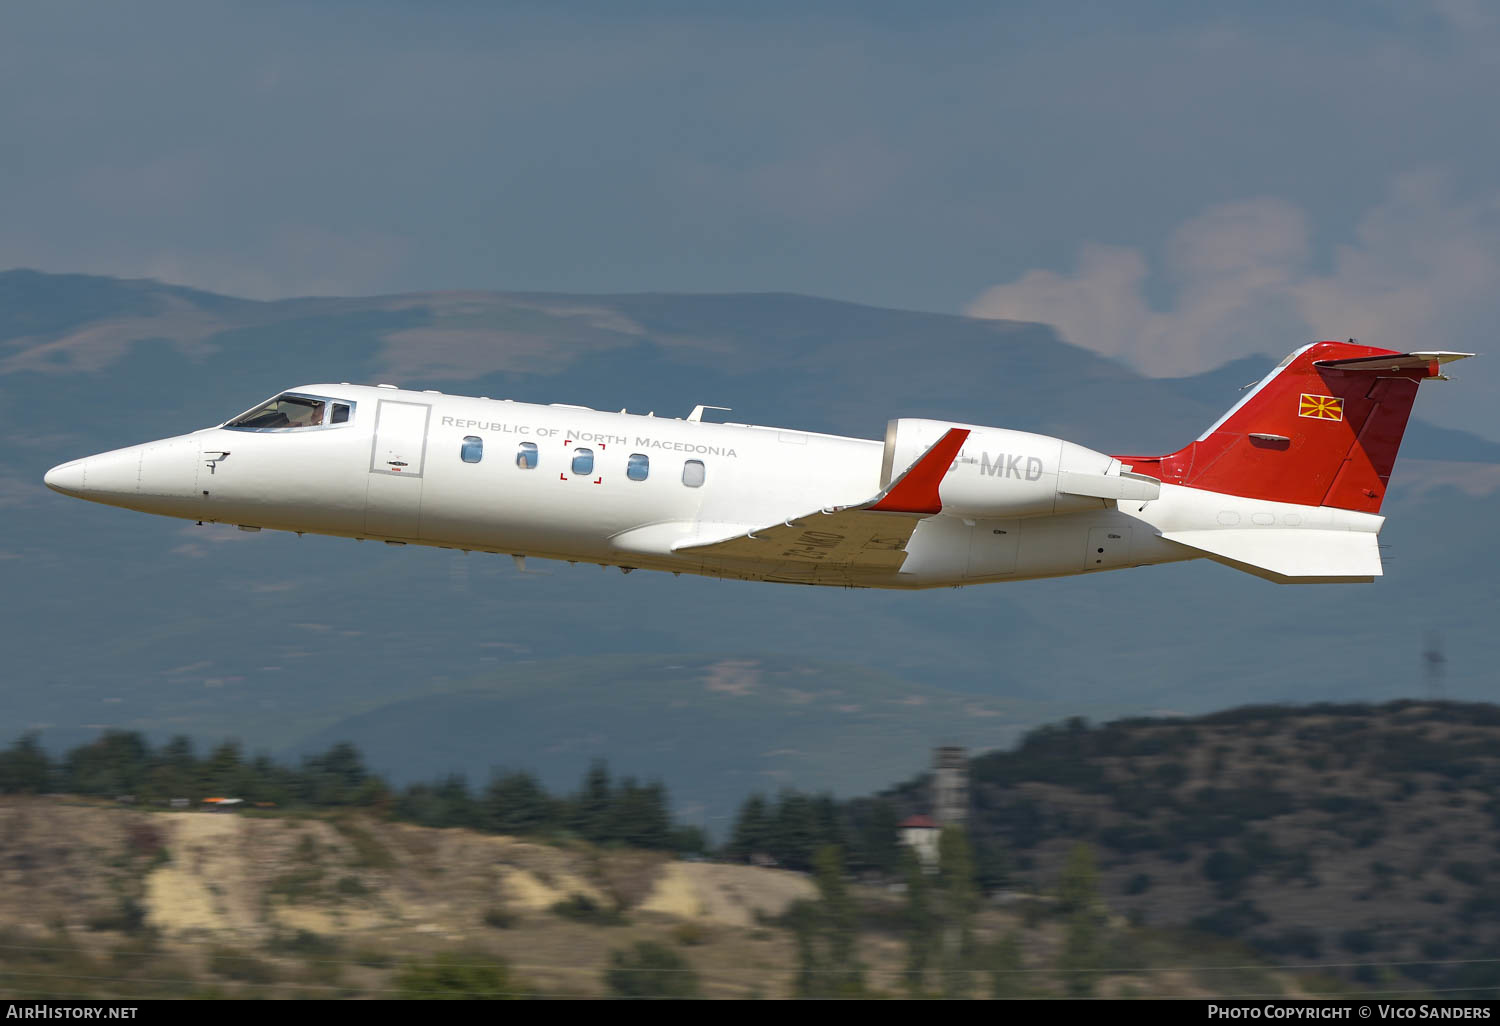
[43,384,1385,588]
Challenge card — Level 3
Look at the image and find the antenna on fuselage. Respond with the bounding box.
[686,405,732,422]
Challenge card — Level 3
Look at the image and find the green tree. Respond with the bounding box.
[669,824,708,855]
[728,793,770,861]
[635,781,674,849]
[789,846,864,997]
[0,733,52,793]
[1057,842,1099,916]
[604,941,700,998]
[974,834,1012,894]
[202,740,246,796]
[144,735,196,801]
[812,793,848,860]
[62,731,149,796]
[773,790,821,871]
[1056,843,1102,997]
[246,752,297,807]
[395,775,476,828]
[936,826,980,999]
[482,771,551,836]
[787,898,823,998]
[395,952,525,1000]
[902,847,938,997]
[816,845,861,993]
[606,777,673,850]
[300,742,371,805]
[572,760,613,843]
[435,774,477,827]
[1059,908,1100,997]
[857,799,902,876]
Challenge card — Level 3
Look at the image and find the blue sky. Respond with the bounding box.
[3,1,1497,437]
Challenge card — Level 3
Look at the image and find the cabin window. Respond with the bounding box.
[516,442,538,469]
[627,453,649,482]
[572,448,594,475]
[226,395,327,430]
[682,459,705,488]
[331,403,351,424]
[460,436,483,463]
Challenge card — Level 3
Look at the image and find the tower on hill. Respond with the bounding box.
[934,746,968,828]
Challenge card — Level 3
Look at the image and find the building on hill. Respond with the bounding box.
[899,814,940,869]
[899,747,970,870]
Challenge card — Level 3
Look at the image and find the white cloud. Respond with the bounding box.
[967,174,1500,381]
[1292,171,1500,352]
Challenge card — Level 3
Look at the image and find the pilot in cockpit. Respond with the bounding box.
[226,393,341,431]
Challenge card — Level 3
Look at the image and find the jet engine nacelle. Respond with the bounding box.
[881,418,1160,518]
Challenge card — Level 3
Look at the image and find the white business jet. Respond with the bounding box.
[44,341,1470,587]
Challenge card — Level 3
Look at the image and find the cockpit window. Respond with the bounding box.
[225,394,353,431]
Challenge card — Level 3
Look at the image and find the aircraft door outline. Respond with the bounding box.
[369,400,431,478]
[366,399,430,540]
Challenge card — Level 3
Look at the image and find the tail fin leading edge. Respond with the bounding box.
[1123,342,1473,513]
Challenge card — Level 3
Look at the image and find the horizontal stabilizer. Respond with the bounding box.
[1161,529,1382,584]
[1058,470,1160,502]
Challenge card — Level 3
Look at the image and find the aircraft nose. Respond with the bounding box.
[43,437,199,514]
[44,460,87,496]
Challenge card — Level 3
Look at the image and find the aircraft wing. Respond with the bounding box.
[672,428,969,581]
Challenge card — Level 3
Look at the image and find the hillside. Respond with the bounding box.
[0,796,1349,999]
[1,269,1497,822]
[6,704,1500,997]
[855,701,1500,991]
[0,797,812,998]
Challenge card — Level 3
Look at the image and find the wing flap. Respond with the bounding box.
[674,509,915,574]
[674,428,973,575]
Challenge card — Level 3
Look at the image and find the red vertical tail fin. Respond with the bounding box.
[1121,342,1472,513]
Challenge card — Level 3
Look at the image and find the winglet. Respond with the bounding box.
[867,428,969,514]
